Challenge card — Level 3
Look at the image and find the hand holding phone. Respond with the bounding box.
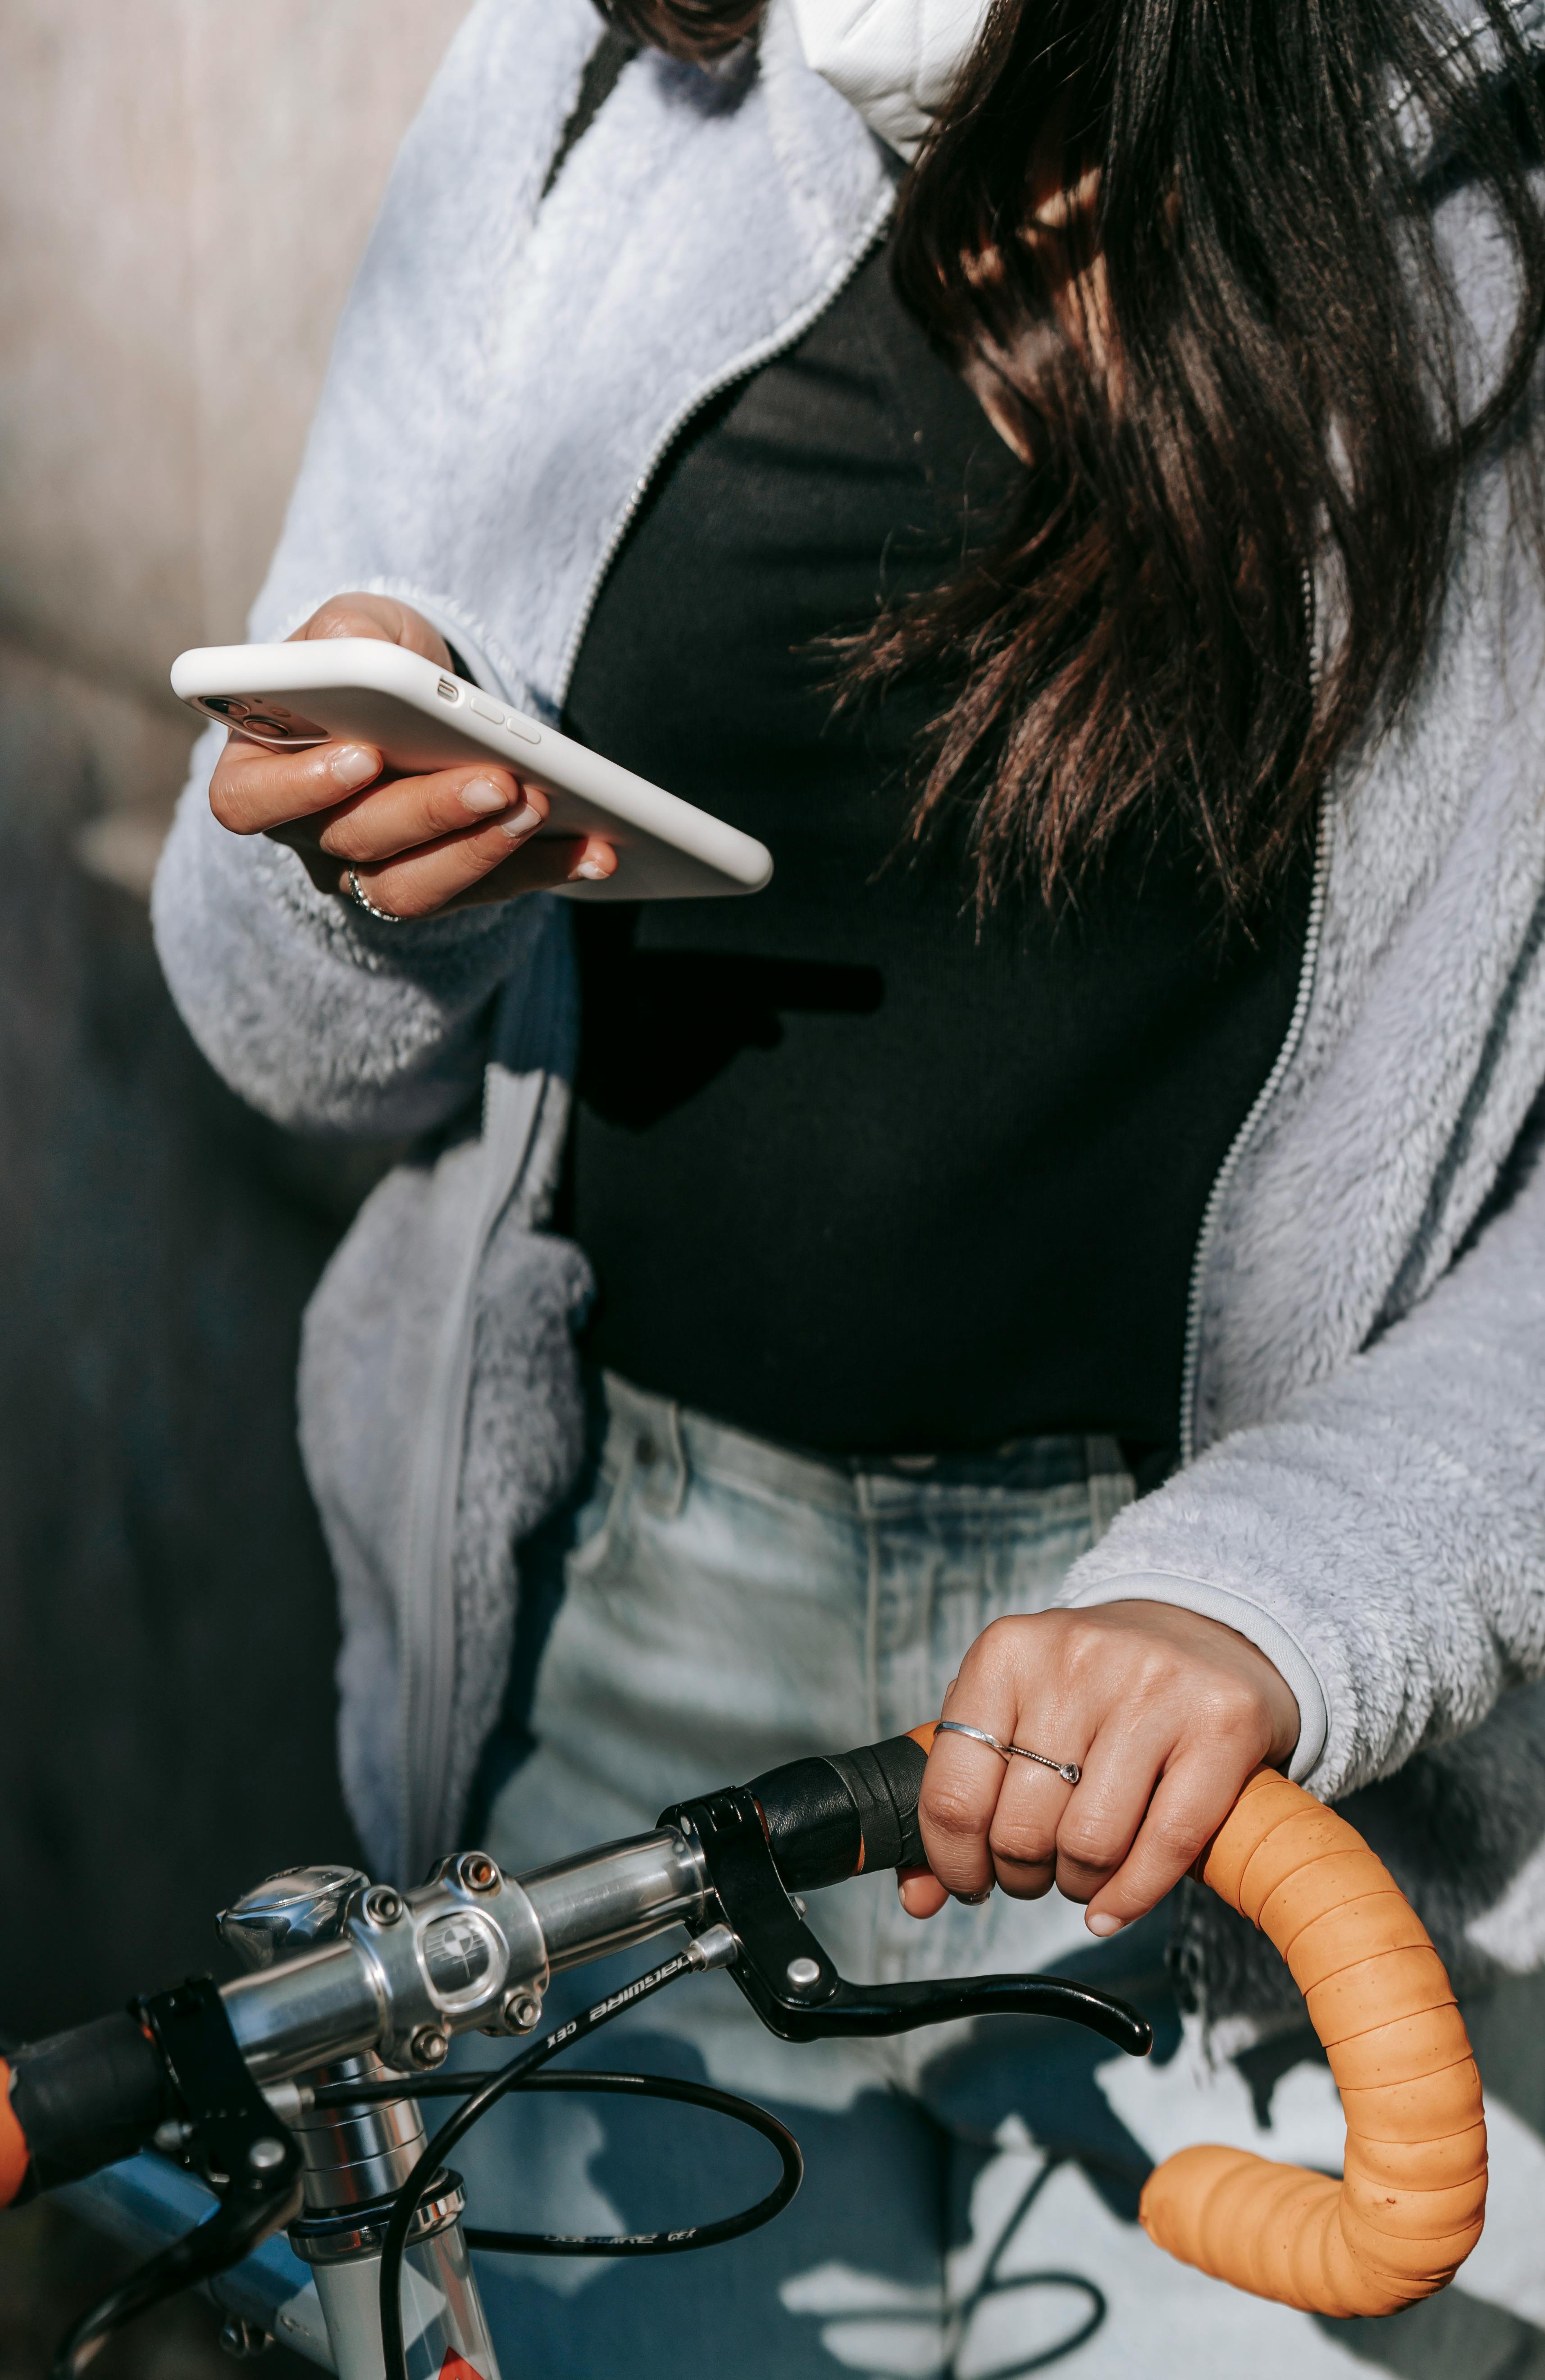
[189,594,771,918]
[201,595,622,919]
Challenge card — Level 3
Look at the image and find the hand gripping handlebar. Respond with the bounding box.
[746,1728,1487,2316]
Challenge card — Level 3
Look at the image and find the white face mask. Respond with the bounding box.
[787,0,997,160]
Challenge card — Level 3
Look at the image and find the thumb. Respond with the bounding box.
[898,1864,952,1921]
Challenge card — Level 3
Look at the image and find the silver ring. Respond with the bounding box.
[346,868,407,925]
[934,1719,1080,1786]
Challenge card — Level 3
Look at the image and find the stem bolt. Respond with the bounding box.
[786,1956,822,1993]
[457,1852,501,1895]
[409,2026,450,2069]
[501,1990,542,2033]
[247,2137,287,2172]
[362,1885,403,1928]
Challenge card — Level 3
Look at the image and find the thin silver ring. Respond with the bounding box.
[346,868,408,925]
[934,1718,1081,1786]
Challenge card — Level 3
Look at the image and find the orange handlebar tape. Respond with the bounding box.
[1139,1771,1486,2316]
[0,2063,29,2208]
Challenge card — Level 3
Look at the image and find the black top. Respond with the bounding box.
[562,242,1310,1458]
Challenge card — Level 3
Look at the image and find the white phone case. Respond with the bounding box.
[169,640,774,903]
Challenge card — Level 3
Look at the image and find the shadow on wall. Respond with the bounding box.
[0,660,407,2039]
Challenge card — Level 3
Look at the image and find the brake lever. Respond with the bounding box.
[48,1977,304,2380]
[140,1974,304,2217]
[663,1786,1153,2057]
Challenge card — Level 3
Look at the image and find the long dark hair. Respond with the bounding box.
[604,0,1545,909]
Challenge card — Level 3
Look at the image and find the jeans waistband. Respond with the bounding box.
[597,1370,1132,1522]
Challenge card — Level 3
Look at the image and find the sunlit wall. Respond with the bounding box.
[0,0,472,884]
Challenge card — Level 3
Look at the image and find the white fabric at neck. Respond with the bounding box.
[786,0,996,159]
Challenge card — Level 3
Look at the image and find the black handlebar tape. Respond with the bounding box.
[748,1731,932,1895]
[1,2013,172,2202]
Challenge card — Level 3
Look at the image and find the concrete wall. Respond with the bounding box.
[0,1,469,2033]
[0,0,472,885]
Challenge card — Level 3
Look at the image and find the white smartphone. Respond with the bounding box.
[169,639,773,903]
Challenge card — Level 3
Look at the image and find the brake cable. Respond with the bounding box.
[367,1951,803,2380]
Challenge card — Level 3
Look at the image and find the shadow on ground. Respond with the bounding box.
[0,2199,312,2380]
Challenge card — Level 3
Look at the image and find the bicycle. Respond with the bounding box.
[0,1726,1487,2379]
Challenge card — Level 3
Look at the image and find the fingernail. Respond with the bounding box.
[570,856,610,880]
[461,776,512,816]
[956,1887,994,1906]
[329,745,378,790]
[497,801,544,842]
[1086,1913,1124,1937]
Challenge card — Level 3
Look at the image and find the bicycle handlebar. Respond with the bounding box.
[1139,1769,1487,2316]
[747,1724,933,1887]
[751,1726,1489,2315]
[0,1734,1487,2325]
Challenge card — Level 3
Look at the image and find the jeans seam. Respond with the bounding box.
[565,1435,638,1579]
[642,1395,688,1520]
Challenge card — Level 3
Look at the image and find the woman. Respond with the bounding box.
[155,0,1545,2370]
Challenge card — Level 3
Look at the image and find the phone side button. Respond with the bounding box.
[469,693,506,724]
[505,717,542,746]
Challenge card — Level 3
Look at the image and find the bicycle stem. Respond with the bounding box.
[218,1827,711,2084]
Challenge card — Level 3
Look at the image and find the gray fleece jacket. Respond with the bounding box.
[153,0,1545,2011]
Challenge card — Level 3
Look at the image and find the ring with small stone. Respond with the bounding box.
[934,1718,1081,1787]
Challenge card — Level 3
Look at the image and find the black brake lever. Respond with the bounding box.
[662,1784,1153,2058]
[48,1978,304,2380]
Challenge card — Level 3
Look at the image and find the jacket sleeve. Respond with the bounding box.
[1058,1110,1545,1802]
[150,723,561,1136]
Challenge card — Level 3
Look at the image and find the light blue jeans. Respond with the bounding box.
[459,1375,1545,2380]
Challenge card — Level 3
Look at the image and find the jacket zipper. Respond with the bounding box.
[401,1008,561,1885]
[553,190,897,710]
[406,190,898,1873]
[1177,569,1331,1465]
